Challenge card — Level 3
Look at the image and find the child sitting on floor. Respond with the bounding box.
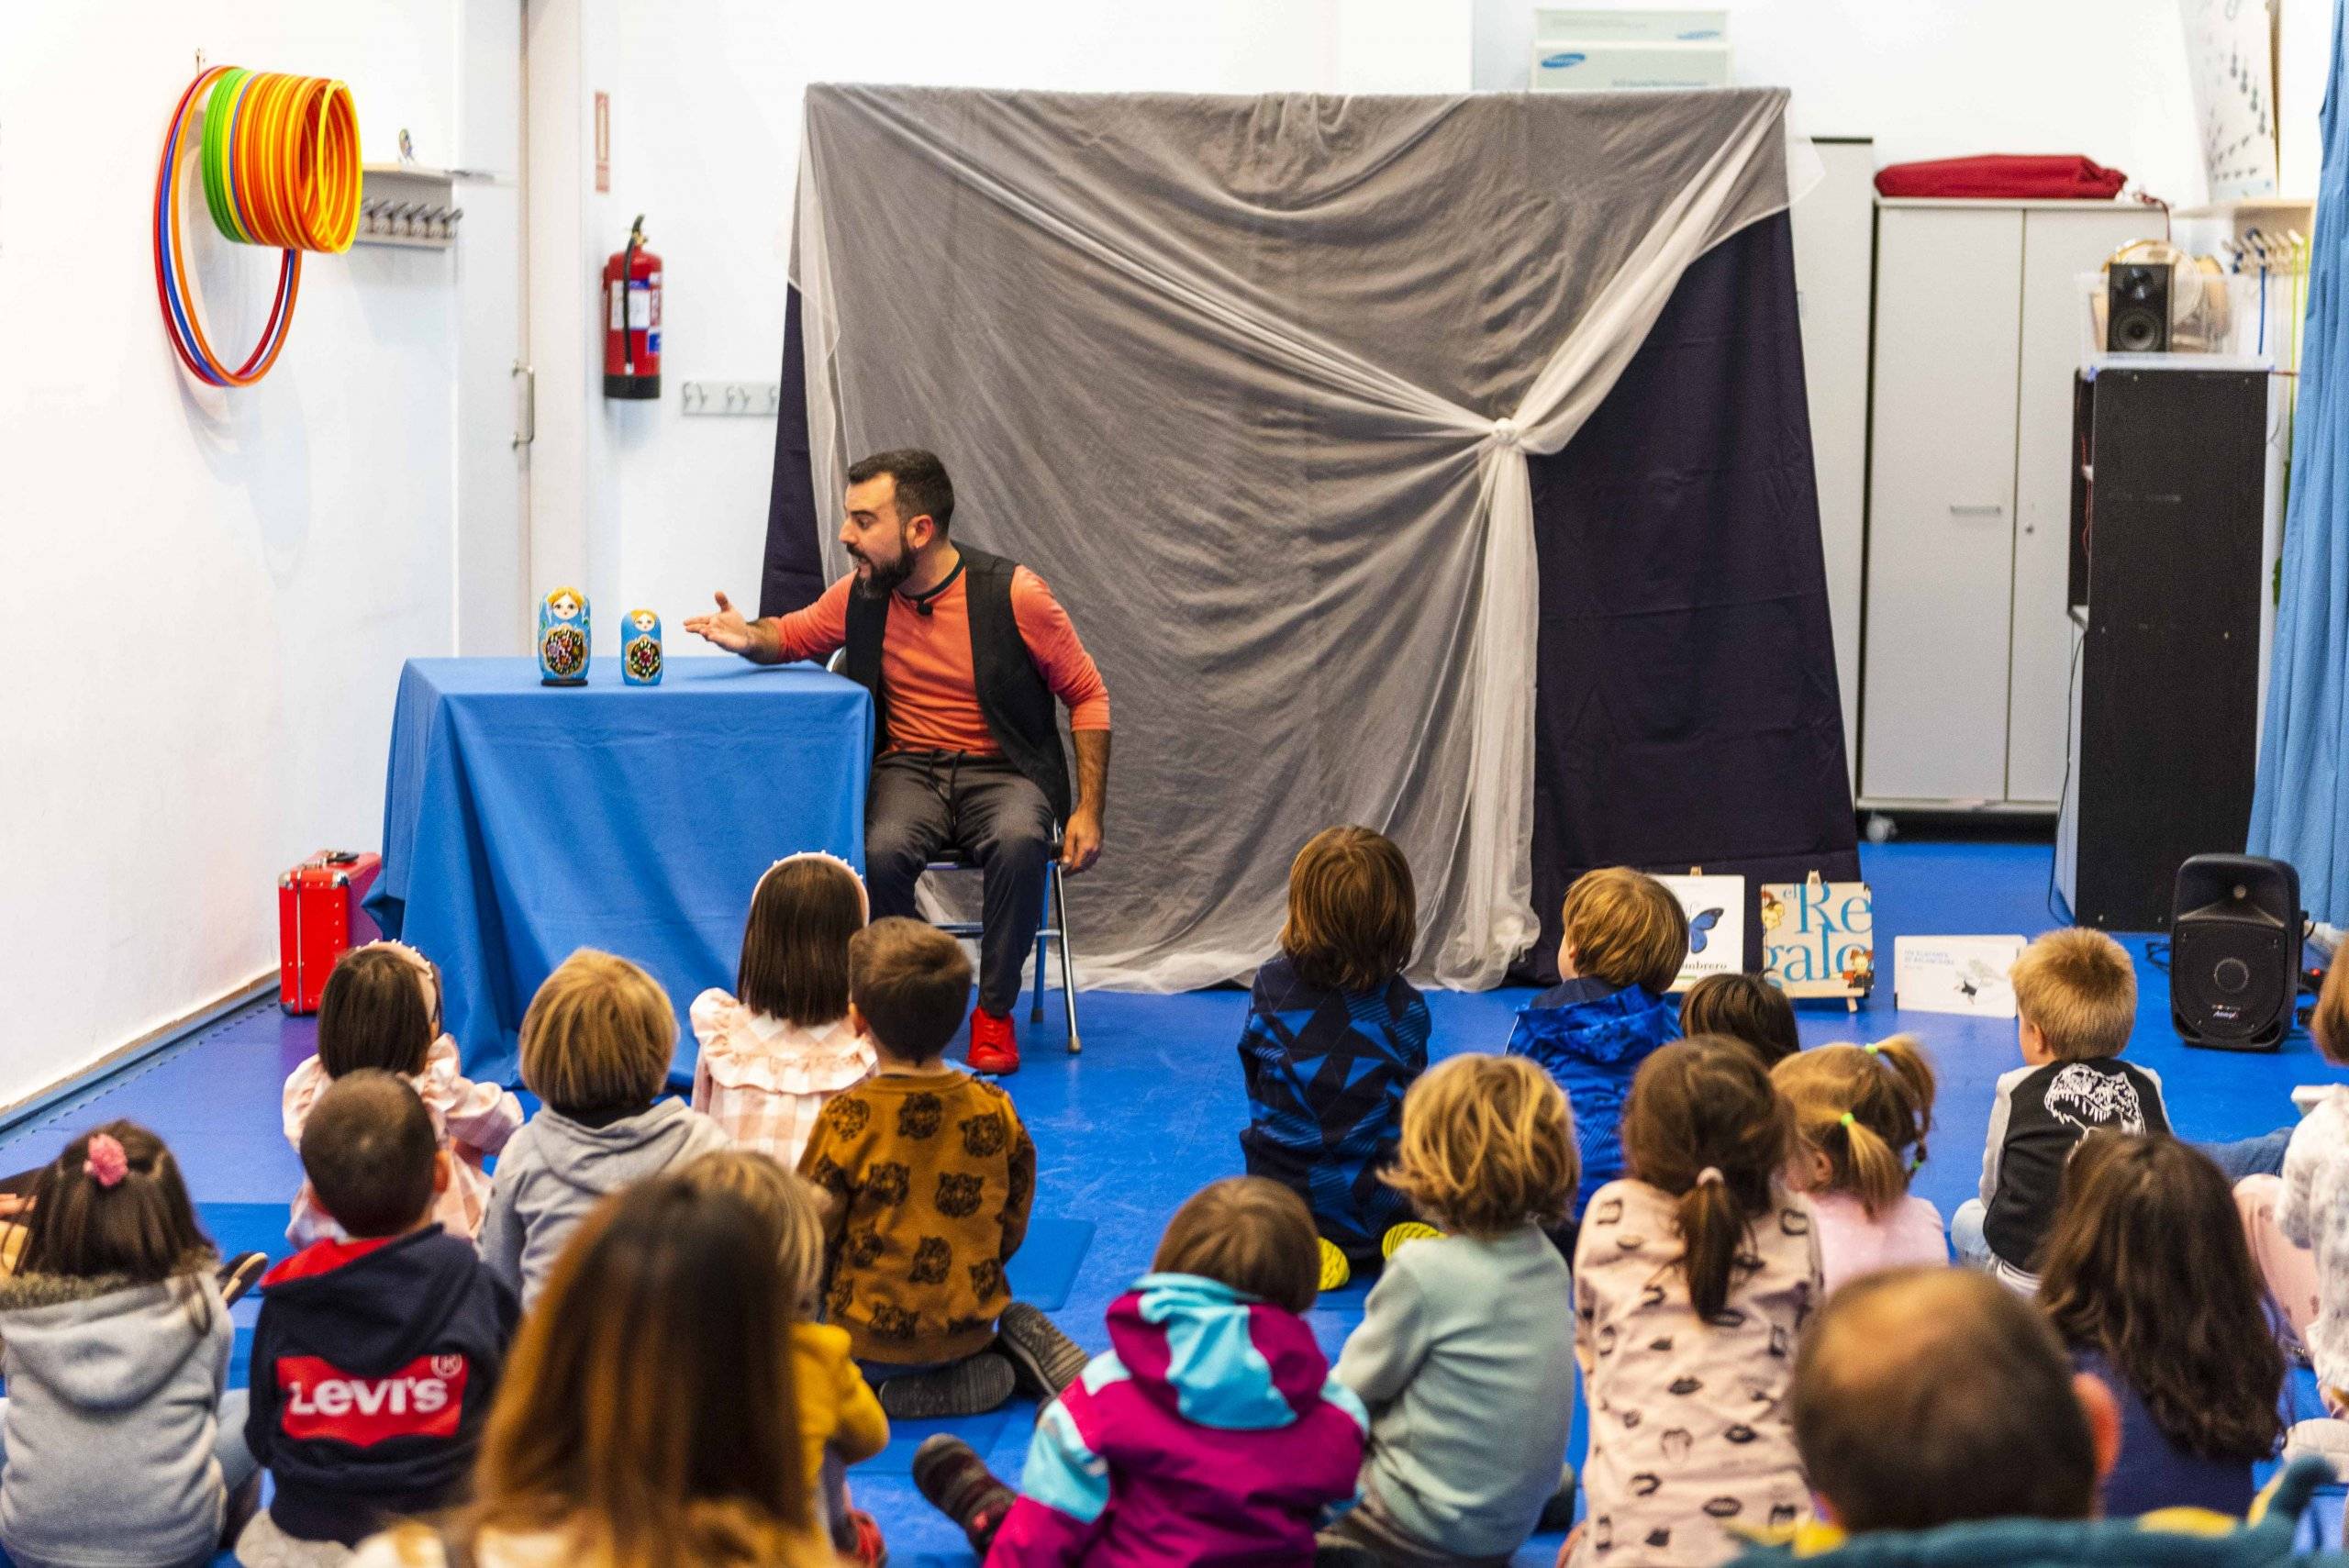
[1506,866,1686,1247]
[2037,1133,2282,1519]
[681,1149,889,1567]
[0,1122,258,1568]
[1574,1037,1820,1568]
[2236,958,2349,1407]
[239,1073,518,1567]
[911,1176,1366,1564]
[1237,825,1432,1289]
[797,918,1084,1418]
[1951,928,2165,1291]
[692,852,876,1170]
[283,942,522,1245]
[1324,1053,1579,1565]
[1681,972,1802,1066]
[479,949,729,1306]
[1774,1036,1946,1293]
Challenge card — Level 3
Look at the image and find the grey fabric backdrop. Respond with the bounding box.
[785,84,1809,989]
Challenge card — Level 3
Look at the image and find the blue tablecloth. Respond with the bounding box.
[367,658,872,1084]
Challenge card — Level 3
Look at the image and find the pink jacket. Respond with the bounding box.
[986,1275,1366,1567]
[283,1037,524,1244]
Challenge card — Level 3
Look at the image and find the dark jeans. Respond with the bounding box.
[2199,1127,2296,1183]
[866,751,1054,1018]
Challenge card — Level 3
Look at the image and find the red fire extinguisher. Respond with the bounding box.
[602,215,662,399]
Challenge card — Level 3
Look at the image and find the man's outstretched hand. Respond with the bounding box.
[684,591,760,657]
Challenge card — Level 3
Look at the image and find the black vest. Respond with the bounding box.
[842,545,1074,825]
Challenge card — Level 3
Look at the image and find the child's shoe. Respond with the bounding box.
[1319,1237,1352,1291]
[1381,1222,1442,1258]
[997,1301,1089,1397]
[877,1351,1017,1419]
[844,1508,887,1568]
[914,1433,1019,1553]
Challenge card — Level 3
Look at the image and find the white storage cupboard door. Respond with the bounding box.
[2005,206,2168,803]
[1860,206,2024,804]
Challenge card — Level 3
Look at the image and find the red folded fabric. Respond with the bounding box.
[1874,154,2129,200]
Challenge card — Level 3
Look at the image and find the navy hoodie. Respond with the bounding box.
[1504,977,1681,1218]
[246,1226,518,1545]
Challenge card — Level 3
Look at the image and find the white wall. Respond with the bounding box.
[528,0,1475,649]
[0,3,505,1105]
[1476,0,2336,207]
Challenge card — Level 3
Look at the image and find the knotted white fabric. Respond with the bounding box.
[789,85,1797,989]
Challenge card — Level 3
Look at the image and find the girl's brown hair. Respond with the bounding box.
[21,1121,215,1284]
[318,944,438,1079]
[2313,955,2349,1065]
[1386,1054,1577,1235]
[438,1173,814,1568]
[2038,1133,2284,1465]
[520,950,676,1116]
[1680,973,1801,1065]
[1153,1177,1321,1313]
[1279,827,1416,995]
[679,1150,827,1317]
[1772,1036,1937,1218]
[1620,1036,1793,1322]
[737,856,867,1028]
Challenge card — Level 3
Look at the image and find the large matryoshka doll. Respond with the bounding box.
[621,607,663,686]
[538,586,591,685]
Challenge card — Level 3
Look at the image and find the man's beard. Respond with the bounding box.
[851,545,914,600]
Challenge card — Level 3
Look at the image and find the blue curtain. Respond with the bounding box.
[2250,0,2349,921]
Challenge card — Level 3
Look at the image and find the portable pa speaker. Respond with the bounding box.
[2171,853,2300,1051]
[2108,262,2172,353]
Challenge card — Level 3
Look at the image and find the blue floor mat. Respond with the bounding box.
[1006,1217,1093,1313]
[15,838,2337,1564]
[866,1407,1019,1478]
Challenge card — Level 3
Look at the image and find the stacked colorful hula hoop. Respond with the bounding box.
[152,68,362,387]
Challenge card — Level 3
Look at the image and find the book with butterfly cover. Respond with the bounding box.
[1761,876,1875,1000]
[1653,874,1745,993]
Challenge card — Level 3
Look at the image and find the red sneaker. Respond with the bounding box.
[967,1007,1020,1075]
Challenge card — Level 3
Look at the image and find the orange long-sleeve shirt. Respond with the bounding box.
[766,564,1110,756]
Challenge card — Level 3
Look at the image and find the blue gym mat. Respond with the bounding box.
[10,840,2343,1562]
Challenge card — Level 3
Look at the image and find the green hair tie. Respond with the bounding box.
[1839,1112,1856,1129]
[1863,1042,1882,1056]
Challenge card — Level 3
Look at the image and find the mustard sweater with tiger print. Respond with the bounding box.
[798,1066,1037,1363]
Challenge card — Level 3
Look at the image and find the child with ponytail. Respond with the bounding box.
[1773,1036,1947,1294]
[1571,1037,1820,1568]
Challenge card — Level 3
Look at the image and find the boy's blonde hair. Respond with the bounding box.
[1561,867,1688,995]
[519,949,675,1115]
[679,1150,826,1315]
[2009,929,2136,1061]
[1773,1037,1936,1218]
[1386,1054,1577,1235]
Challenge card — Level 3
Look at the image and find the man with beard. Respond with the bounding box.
[685,449,1110,1075]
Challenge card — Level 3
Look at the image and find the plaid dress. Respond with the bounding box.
[690,991,875,1171]
[1237,954,1431,1265]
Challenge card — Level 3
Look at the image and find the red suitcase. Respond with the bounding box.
[278,851,384,1013]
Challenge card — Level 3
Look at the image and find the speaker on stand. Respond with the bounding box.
[2172,854,2302,1051]
[2107,261,2172,353]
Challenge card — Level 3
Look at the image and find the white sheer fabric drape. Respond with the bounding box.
[789,86,1795,989]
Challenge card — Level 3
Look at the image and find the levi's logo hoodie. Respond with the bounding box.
[246,1225,518,1547]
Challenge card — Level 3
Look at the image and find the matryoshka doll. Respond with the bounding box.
[538,587,591,685]
[622,608,663,686]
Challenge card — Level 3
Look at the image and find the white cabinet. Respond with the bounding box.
[1858,200,2164,809]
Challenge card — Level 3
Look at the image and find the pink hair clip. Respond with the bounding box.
[83,1134,128,1189]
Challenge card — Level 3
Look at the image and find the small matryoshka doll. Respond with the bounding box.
[538,587,590,685]
[622,608,663,686]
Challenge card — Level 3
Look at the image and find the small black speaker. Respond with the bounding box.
[2108,262,2172,353]
[2172,854,2301,1051]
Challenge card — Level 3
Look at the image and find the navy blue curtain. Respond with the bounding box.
[763,210,1859,984]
